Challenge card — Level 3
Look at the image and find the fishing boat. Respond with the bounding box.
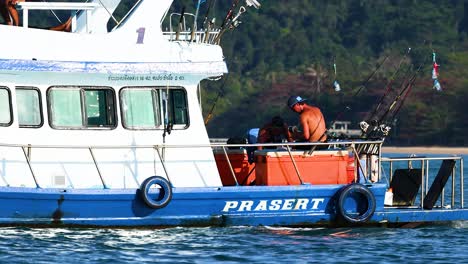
[0,0,466,228]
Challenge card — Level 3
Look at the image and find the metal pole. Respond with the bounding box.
[426,160,429,195]
[460,158,464,209]
[378,143,382,182]
[222,146,238,186]
[351,145,367,183]
[21,146,40,188]
[89,148,108,189]
[461,157,464,208]
[23,8,29,28]
[425,159,428,207]
[286,145,304,185]
[155,146,173,185]
[452,165,456,208]
[2,158,10,186]
[441,187,445,208]
[389,161,393,183]
[367,154,370,180]
[111,0,142,31]
[421,160,424,210]
[97,0,119,24]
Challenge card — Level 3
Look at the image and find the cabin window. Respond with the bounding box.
[120,87,188,130]
[169,89,188,125]
[48,86,116,129]
[120,88,162,129]
[0,87,12,126]
[16,87,43,128]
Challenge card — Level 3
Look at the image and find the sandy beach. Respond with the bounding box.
[382,146,468,155]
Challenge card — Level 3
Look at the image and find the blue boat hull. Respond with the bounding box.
[0,184,465,227]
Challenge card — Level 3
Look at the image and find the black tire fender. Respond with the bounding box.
[337,183,376,224]
[140,176,173,209]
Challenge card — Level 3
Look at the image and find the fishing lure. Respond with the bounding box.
[333,60,341,92]
[432,52,442,91]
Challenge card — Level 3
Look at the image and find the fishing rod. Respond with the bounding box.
[203,0,215,27]
[385,64,428,131]
[350,54,390,99]
[191,0,205,42]
[204,76,228,125]
[360,60,414,134]
[378,59,426,125]
[162,87,173,161]
[386,49,440,130]
[364,76,415,138]
[220,0,240,29]
[214,4,243,44]
[365,57,428,138]
[203,0,216,43]
[175,6,186,41]
[365,48,411,124]
[361,40,431,136]
[213,0,260,44]
[325,54,390,137]
[387,75,416,124]
[378,67,415,124]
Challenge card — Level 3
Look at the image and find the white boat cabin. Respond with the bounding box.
[0,0,231,189]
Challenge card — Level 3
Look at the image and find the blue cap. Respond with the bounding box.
[287,96,307,108]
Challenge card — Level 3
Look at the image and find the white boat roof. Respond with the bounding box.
[0,0,227,78]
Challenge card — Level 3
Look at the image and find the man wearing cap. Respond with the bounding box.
[287,95,327,143]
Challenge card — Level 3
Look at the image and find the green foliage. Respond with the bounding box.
[9,0,468,145]
[199,0,468,146]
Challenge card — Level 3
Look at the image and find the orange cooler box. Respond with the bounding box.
[255,149,355,186]
[214,149,256,186]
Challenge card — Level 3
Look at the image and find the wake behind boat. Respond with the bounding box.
[0,0,466,228]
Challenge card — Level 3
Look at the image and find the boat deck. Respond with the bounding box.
[0,139,464,227]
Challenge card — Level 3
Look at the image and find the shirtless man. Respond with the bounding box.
[287,95,327,143]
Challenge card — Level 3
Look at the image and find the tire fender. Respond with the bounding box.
[140,176,173,209]
[336,183,376,224]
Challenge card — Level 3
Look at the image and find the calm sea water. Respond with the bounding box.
[0,154,466,264]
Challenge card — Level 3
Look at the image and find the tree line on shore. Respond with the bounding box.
[200,0,468,146]
[6,0,468,146]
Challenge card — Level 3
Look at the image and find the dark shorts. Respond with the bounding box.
[294,142,329,151]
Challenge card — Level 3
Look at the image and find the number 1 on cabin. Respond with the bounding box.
[136,27,146,44]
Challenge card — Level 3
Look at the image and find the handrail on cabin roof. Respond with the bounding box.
[16,2,100,10]
[15,2,101,29]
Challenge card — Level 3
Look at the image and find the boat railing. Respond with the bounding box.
[13,3,222,43]
[0,140,384,189]
[381,156,464,209]
[1,143,177,189]
[164,12,221,44]
[15,2,101,30]
[11,140,466,210]
[7,141,463,210]
[216,139,384,184]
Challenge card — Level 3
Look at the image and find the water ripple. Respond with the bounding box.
[0,224,466,263]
